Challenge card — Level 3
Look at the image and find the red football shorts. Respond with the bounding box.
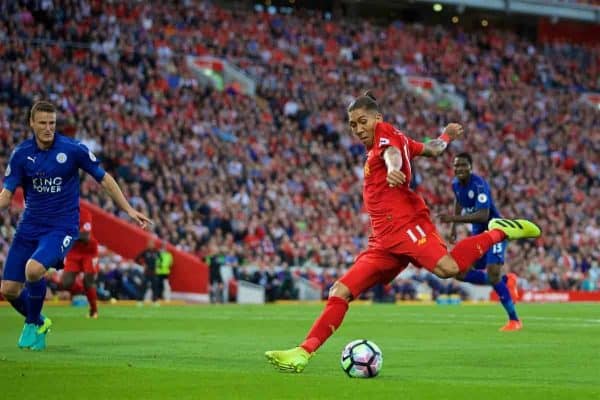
[340,214,448,298]
[64,254,98,274]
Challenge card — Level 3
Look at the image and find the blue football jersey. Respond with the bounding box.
[3,133,106,237]
[451,173,501,235]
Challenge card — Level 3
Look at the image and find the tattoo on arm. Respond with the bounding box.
[383,147,402,171]
[421,139,448,157]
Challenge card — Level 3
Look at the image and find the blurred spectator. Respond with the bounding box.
[135,239,161,304]
[156,241,173,300]
[0,0,597,299]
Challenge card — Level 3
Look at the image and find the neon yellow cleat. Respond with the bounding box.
[265,347,312,373]
[488,218,541,240]
[37,316,52,335]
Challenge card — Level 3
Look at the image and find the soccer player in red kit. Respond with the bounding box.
[265,91,541,372]
[62,207,99,318]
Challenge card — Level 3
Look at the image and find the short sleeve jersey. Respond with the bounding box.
[363,122,427,237]
[3,133,106,237]
[451,173,501,235]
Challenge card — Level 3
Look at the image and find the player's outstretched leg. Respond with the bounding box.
[488,219,541,240]
[265,347,312,373]
[265,295,349,373]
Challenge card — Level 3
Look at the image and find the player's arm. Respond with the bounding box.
[0,188,13,210]
[383,146,406,187]
[420,123,463,157]
[100,173,153,229]
[442,208,489,224]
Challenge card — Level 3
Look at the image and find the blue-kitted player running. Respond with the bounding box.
[0,101,152,350]
[440,152,521,331]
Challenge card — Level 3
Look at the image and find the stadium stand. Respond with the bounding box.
[0,1,597,300]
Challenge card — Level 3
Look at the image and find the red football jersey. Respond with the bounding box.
[69,207,99,257]
[363,122,428,238]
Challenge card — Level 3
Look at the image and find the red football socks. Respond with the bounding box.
[300,296,349,353]
[450,229,506,272]
[85,286,98,314]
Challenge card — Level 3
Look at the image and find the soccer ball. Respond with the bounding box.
[340,339,383,378]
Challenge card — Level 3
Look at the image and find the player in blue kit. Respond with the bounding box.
[440,153,522,331]
[0,101,152,350]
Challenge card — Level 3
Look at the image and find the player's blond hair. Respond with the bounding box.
[30,101,56,121]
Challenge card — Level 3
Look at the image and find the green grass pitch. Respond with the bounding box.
[1,303,599,400]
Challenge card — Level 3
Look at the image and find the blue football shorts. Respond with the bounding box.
[2,231,76,282]
[473,239,506,270]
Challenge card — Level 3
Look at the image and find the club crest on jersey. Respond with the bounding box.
[4,165,10,177]
[56,152,67,164]
[478,193,488,203]
[468,190,474,199]
[379,138,390,147]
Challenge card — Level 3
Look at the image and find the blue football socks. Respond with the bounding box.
[26,278,47,326]
[8,288,29,318]
[494,278,518,321]
[462,269,489,285]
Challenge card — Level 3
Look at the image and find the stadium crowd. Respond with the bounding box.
[0,0,598,300]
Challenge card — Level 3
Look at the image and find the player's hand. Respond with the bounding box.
[387,170,406,187]
[128,209,153,230]
[443,123,463,140]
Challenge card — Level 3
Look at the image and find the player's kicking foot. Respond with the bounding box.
[506,273,519,302]
[499,319,522,332]
[488,219,541,240]
[265,347,312,373]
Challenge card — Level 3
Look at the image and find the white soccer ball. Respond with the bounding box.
[340,339,383,378]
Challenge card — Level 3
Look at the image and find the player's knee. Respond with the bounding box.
[433,256,459,279]
[25,259,46,281]
[329,281,352,302]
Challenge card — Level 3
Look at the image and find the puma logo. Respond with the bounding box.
[27,156,36,163]
[329,324,336,334]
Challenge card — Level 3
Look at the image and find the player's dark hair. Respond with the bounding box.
[347,90,380,113]
[30,101,56,120]
[456,152,473,166]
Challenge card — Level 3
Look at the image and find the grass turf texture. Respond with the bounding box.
[1,303,599,400]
